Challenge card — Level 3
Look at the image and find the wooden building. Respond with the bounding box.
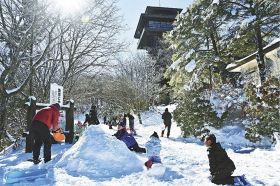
[134,6,182,49]
[226,39,280,86]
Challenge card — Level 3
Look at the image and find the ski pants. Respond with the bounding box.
[162,124,171,137]
[129,143,146,153]
[31,121,52,163]
[129,119,136,134]
[210,171,234,185]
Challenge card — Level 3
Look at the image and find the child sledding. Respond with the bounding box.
[113,123,146,153]
[144,131,162,169]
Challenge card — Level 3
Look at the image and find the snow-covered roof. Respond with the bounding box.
[226,38,280,71]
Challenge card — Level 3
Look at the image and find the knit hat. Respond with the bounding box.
[150,131,159,138]
[52,103,61,110]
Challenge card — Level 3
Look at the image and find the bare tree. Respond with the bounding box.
[25,0,125,103]
[64,51,160,125]
[51,0,125,97]
[0,0,58,143]
[104,52,160,123]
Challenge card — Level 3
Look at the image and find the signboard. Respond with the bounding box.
[50,83,63,105]
[50,83,65,129]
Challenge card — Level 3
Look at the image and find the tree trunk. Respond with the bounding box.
[137,113,142,125]
[255,23,266,84]
[209,31,219,56]
[209,30,228,83]
[0,91,8,145]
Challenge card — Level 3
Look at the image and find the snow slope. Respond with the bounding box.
[0,104,279,185]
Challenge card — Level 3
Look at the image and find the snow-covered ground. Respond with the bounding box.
[0,105,279,186]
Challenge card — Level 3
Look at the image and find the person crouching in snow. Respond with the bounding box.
[204,134,236,185]
[113,124,146,153]
[144,131,162,169]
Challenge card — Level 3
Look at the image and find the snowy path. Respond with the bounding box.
[0,105,279,185]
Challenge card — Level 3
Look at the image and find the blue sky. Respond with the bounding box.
[117,0,194,52]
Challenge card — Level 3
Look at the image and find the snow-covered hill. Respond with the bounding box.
[0,105,279,185]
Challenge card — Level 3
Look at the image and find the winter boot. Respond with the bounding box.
[33,158,42,165]
[161,131,164,137]
[44,158,51,163]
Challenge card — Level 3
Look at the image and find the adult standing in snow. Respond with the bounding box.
[204,134,236,185]
[144,131,161,169]
[89,105,99,125]
[127,113,136,135]
[31,103,60,164]
[161,108,172,138]
[113,123,146,153]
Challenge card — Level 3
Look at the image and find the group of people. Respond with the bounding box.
[30,104,241,185]
[110,108,171,169]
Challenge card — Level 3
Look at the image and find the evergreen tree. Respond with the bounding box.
[227,0,280,83]
[173,91,223,137]
[244,77,280,143]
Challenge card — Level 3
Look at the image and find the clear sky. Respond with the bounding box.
[117,0,194,52]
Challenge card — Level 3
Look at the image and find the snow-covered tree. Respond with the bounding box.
[173,91,223,138]
[30,0,125,102]
[0,0,58,146]
[161,0,279,138]
[244,77,280,143]
[110,52,160,123]
[227,0,280,83]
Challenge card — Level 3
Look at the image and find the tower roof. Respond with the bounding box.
[134,6,182,39]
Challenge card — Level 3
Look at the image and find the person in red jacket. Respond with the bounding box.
[31,103,60,164]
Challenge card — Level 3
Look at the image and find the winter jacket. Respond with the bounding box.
[32,105,60,130]
[145,136,161,162]
[89,108,99,125]
[127,114,134,120]
[113,128,136,147]
[207,142,236,176]
[162,111,172,126]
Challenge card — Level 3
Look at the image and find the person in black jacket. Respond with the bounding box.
[204,134,236,185]
[89,105,99,125]
[161,108,172,138]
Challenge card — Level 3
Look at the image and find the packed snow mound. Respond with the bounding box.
[55,126,143,178]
